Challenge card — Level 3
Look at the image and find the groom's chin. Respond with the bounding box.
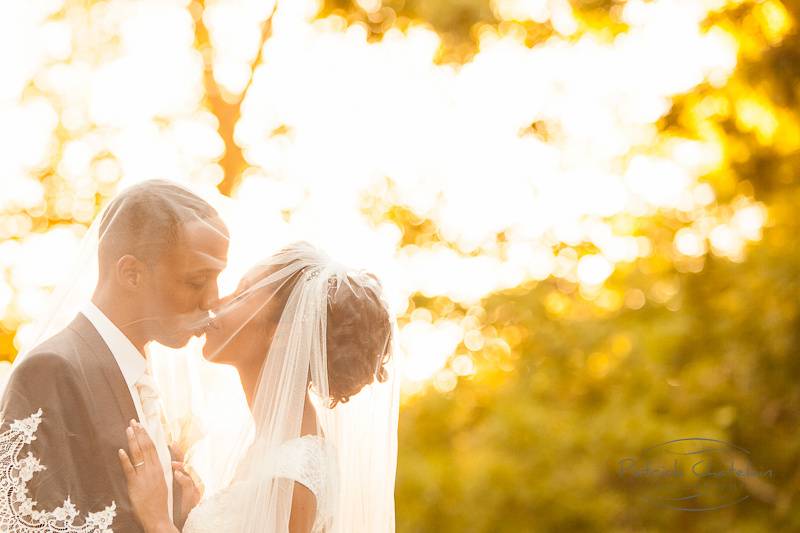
[156,330,195,349]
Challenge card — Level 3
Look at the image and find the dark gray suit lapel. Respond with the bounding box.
[56,313,146,531]
[67,313,185,528]
[67,313,139,426]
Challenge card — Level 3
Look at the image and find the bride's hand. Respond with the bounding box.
[172,460,204,527]
[118,420,176,533]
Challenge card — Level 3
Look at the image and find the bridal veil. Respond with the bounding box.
[14,179,400,533]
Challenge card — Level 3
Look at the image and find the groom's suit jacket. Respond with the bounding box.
[0,313,183,532]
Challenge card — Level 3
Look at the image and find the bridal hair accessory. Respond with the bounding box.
[305,267,322,282]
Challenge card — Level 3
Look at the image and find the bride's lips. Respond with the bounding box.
[207,315,224,333]
[188,314,217,337]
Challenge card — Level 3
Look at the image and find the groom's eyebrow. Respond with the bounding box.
[187,266,222,276]
[188,251,227,271]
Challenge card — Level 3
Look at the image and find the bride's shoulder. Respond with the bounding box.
[277,434,332,469]
[281,434,333,454]
[275,434,337,497]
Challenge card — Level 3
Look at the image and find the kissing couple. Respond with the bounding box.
[0,180,399,533]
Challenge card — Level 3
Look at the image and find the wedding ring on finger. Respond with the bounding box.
[134,461,145,469]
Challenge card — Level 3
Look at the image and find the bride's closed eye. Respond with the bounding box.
[216,281,252,311]
[230,291,250,304]
[231,278,254,302]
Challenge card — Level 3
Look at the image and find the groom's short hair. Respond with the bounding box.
[97,179,225,274]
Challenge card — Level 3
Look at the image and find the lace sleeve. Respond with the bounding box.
[184,437,331,533]
[0,353,118,532]
[0,409,116,532]
[273,436,327,498]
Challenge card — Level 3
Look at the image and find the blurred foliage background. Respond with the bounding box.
[0,0,798,531]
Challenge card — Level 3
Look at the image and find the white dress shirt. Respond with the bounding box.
[81,302,173,520]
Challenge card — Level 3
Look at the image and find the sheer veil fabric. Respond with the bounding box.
[207,242,400,532]
[13,180,400,532]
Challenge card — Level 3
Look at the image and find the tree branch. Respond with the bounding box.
[195,1,279,197]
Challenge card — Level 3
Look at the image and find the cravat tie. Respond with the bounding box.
[135,368,169,439]
[134,366,173,518]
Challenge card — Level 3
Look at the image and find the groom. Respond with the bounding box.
[0,180,229,532]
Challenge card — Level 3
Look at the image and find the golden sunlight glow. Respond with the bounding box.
[400,319,464,382]
[674,227,707,257]
[753,0,793,45]
[577,254,614,287]
[492,0,578,35]
[0,0,762,398]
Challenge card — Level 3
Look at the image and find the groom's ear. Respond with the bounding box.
[116,254,147,290]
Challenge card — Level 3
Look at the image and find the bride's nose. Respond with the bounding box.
[207,291,236,315]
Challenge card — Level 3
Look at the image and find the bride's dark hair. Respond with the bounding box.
[259,244,392,407]
[324,272,392,406]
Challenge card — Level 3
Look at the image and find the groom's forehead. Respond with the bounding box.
[173,217,229,269]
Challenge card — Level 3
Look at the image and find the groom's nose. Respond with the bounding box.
[200,282,220,311]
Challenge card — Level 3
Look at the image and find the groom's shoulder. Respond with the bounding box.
[2,334,86,421]
[15,349,71,372]
[12,328,83,378]
[11,352,75,386]
[2,353,76,410]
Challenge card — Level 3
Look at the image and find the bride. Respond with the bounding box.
[118,241,399,533]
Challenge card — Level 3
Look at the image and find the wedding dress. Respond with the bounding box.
[183,435,337,533]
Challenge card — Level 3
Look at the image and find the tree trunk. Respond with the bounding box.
[194,1,277,197]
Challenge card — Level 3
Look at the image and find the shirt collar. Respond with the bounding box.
[81,301,147,387]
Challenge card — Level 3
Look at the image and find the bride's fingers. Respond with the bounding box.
[118,448,136,482]
[172,462,190,480]
[173,461,204,496]
[174,469,193,490]
[169,444,185,463]
[126,422,144,467]
[171,461,192,477]
[172,463,193,485]
[131,421,159,464]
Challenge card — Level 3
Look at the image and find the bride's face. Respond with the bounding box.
[202,266,276,366]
